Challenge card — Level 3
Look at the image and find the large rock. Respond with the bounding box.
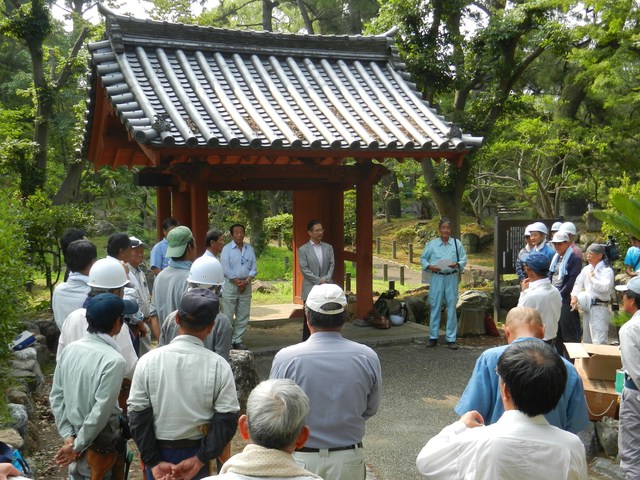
[595,417,619,457]
[8,404,28,437]
[457,290,492,312]
[229,350,260,414]
[0,428,24,449]
[499,286,521,311]
[10,359,43,394]
[6,389,34,418]
[33,318,59,352]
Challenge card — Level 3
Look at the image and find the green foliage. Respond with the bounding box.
[594,178,640,247]
[0,191,29,362]
[394,227,416,244]
[256,245,293,281]
[344,190,357,245]
[0,0,52,48]
[264,213,293,250]
[16,191,92,299]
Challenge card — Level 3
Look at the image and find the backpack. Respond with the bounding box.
[0,441,31,476]
[605,236,620,264]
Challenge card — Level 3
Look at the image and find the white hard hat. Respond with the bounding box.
[551,221,562,232]
[529,222,548,235]
[87,258,129,289]
[524,225,532,236]
[559,222,577,235]
[576,291,592,312]
[188,256,224,286]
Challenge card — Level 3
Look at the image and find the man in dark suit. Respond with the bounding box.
[298,219,335,340]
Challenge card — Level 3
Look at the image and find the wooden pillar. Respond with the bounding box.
[328,186,345,291]
[156,187,171,241]
[355,180,374,319]
[292,189,334,304]
[172,190,191,228]
[190,183,209,255]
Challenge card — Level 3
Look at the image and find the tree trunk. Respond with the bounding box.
[421,156,471,239]
[380,172,401,219]
[262,0,274,31]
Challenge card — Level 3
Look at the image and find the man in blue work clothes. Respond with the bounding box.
[455,306,589,434]
[220,223,257,350]
[420,217,467,349]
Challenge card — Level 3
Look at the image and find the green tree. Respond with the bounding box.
[17,191,92,299]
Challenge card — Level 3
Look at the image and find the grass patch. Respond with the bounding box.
[253,281,293,305]
[257,245,293,281]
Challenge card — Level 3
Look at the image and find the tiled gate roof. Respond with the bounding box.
[83,5,481,164]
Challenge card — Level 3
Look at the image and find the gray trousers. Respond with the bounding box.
[619,386,640,478]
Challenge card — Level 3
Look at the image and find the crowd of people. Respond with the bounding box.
[44,217,640,479]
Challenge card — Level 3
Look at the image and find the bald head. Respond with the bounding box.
[505,307,544,343]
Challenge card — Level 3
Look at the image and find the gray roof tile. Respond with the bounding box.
[82,5,482,159]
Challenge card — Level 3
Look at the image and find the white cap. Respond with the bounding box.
[551,222,562,232]
[529,222,548,235]
[129,236,148,249]
[550,231,570,243]
[306,284,347,314]
[524,225,532,236]
[559,222,577,235]
[616,277,640,294]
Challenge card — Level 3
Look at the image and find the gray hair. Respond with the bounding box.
[246,379,309,450]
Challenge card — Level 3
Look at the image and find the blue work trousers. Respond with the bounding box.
[428,273,459,342]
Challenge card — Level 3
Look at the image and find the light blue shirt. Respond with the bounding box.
[420,237,467,272]
[150,238,169,270]
[454,337,589,434]
[50,333,125,451]
[270,332,381,448]
[220,242,257,280]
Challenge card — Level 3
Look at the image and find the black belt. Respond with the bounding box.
[625,374,638,391]
[157,439,201,449]
[434,270,458,276]
[592,300,610,306]
[296,442,363,453]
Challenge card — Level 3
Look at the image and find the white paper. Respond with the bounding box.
[436,259,454,271]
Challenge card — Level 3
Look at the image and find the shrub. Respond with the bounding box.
[16,191,92,299]
[264,213,293,250]
[395,227,416,245]
[0,191,29,361]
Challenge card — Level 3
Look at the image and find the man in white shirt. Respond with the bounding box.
[570,243,614,344]
[615,277,640,478]
[518,252,562,343]
[417,340,587,479]
[52,240,97,330]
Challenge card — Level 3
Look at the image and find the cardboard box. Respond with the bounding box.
[575,359,619,421]
[564,343,622,382]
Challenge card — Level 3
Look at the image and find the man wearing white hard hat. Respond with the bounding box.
[551,221,563,237]
[615,277,640,478]
[559,222,583,258]
[57,258,139,380]
[160,256,233,361]
[549,232,583,358]
[270,284,381,480]
[529,222,555,261]
[570,243,614,344]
